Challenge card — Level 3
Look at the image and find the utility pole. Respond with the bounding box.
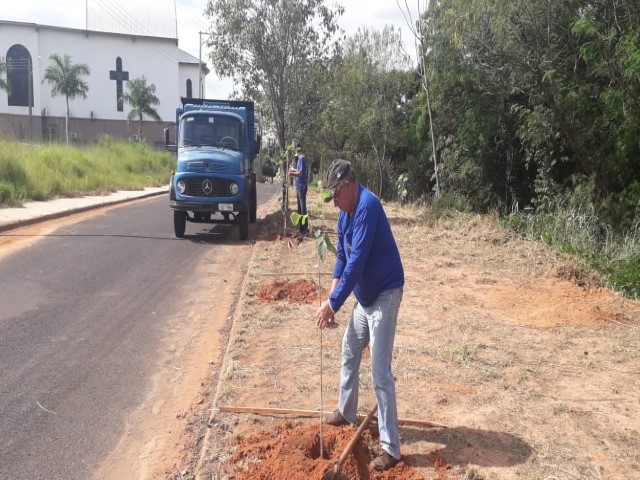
[198,31,205,97]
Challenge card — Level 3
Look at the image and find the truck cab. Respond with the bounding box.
[165,97,260,240]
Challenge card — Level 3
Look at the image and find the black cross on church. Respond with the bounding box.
[110,58,129,112]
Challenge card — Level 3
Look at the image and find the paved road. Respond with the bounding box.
[0,183,278,480]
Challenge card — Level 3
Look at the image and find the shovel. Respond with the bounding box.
[321,402,378,480]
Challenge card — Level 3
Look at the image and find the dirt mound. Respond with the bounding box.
[257,279,325,304]
[231,420,426,479]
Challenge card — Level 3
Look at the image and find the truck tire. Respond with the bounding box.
[250,177,257,223]
[174,211,186,238]
[238,211,249,240]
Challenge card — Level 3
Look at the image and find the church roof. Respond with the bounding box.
[177,49,210,75]
[0,19,178,45]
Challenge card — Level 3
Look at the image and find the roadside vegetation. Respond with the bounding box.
[209,0,638,300]
[506,203,640,299]
[0,1,637,298]
[0,137,172,207]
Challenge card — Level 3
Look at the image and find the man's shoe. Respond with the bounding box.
[370,451,400,471]
[324,410,349,426]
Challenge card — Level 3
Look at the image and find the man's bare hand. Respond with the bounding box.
[315,300,336,329]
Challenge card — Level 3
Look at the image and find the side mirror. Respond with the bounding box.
[164,127,177,152]
[256,134,262,154]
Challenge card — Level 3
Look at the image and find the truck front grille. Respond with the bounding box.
[184,177,232,197]
[187,161,229,173]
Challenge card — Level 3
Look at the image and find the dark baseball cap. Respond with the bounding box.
[325,159,351,202]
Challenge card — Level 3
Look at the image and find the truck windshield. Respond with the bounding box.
[179,115,243,149]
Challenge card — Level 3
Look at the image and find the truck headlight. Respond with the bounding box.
[229,182,239,195]
[177,180,186,194]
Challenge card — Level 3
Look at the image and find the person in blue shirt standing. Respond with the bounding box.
[288,145,309,237]
[315,159,404,472]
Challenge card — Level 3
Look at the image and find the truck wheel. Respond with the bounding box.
[238,211,249,240]
[250,180,257,223]
[174,211,186,238]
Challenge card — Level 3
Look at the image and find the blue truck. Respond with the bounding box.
[164,97,261,240]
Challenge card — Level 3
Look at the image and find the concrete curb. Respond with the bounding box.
[0,187,168,234]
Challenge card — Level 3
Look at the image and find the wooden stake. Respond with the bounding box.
[216,405,447,429]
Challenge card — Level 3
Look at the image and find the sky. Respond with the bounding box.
[4,0,420,99]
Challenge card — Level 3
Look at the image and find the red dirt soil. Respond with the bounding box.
[230,420,429,480]
[240,281,448,479]
[257,279,326,304]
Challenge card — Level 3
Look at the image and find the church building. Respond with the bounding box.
[0,19,208,146]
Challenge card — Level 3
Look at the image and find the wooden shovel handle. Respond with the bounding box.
[335,402,378,468]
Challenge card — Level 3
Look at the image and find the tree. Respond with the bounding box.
[307,26,414,198]
[122,76,162,140]
[205,0,344,150]
[0,57,9,94]
[398,0,441,197]
[42,54,90,144]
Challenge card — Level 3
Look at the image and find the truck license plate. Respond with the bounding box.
[219,203,233,211]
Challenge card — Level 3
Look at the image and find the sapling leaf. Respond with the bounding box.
[316,234,328,262]
[290,212,308,226]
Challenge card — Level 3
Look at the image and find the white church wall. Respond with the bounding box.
[0,20,204,143]
[178,63,199,99]
[37,27,179,122]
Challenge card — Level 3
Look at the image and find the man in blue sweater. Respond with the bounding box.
[315,159,404,472]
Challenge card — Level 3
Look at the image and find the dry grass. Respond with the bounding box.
[193,188,640,480]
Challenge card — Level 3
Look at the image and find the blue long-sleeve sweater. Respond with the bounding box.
[329,184,404,311]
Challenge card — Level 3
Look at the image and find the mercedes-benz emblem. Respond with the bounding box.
[202,179,213,195]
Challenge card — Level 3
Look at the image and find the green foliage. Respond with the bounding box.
[396,173,408,206]
[300,25,416,200]
[204,0,640,298]
[0,140,172,207]
[505,202,640,299]
[43,54,91,144]
[261,156,278,180]
[430,193,471,216]
[123,76,162,139]
[289,208,336,262]
[0,57,8,93]
[206,0,344,150]
[290,211,307,228]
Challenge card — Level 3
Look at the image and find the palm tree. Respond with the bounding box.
[0,57,9,94]
[42,54,90,144]
[123,76,162,140]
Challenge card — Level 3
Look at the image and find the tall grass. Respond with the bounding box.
[504,201,640,299]
[0,138,173,207]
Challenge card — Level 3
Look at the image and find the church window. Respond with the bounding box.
[6,44,33,107]
[186,79,192,98]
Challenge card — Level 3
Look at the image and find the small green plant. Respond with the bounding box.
[396,173,409,206]
[519,366,532,384]
[452,345,477,363]
[290,210,336,262]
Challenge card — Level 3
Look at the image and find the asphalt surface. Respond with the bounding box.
[0,183,279,479]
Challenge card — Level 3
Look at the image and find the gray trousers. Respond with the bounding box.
[338,286,403,459]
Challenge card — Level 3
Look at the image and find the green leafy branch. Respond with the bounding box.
[290,211,336,262]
